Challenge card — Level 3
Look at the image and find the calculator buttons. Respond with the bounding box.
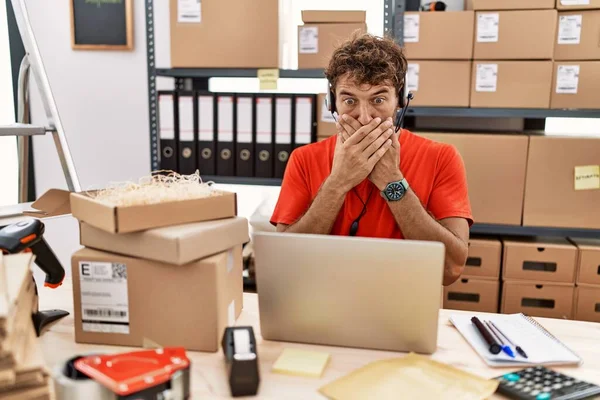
[531,389,541,396]
[564,381,573,387]
[522,386,531,393]
[504,373,521,382]
[536,393,551,400]
[552,383,562,390]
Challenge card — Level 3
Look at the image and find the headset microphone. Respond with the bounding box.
[394,92,414,132]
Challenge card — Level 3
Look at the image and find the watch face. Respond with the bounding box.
[385,182,405,201]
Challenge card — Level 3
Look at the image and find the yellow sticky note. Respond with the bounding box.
[272,348,330,378]
[258,68,279,90]
[574,165,600,191]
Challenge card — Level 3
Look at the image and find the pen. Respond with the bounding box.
[485,321,515,358]
[488,321,528,359]
[471,317,501,355]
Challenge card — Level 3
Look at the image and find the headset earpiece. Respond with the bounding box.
[326,83,336,114]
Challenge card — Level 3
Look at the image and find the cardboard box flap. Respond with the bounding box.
[22,189,72,218]
[503,236,575,248]
[301,10,366,23]
[570,238,600,251]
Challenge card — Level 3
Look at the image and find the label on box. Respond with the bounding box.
[228,300,235,326]
[79,261,130,334]
[558,15,582,45]
[258,69,279,91]
[561,0,590,5]
[475,64,498,92]
[403,14,420,43]
[477,13,499,43]
[574,165,600,190]
[407,63,420,91]
[299,27,318,54]
[556,65,580,94]
[177,0,201,23]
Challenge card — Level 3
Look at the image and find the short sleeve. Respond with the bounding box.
[427,145,473,226]
[270,150,313,226]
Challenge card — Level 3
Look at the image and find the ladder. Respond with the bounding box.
[0,0,80,203]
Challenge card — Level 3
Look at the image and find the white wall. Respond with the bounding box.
[0,0,18,207]
[27,0,150,195]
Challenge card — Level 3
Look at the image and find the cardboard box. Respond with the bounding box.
[502,281,575,319]
[571,238,600,285]
[169,0,278,68]
[407,61,472,107]
[557,0,600,10]
[554,11,600,60]
[403,11,474,59]
[470,61,553,108]
[465,238,502,279]
[443,278,499,312]
[298,11,366,69]
[71,246,243,351]
[523,136,600,229]
[80,217,249,265]
[574,285,600,322]
[470,0,555,9]
[502,238,578,284]
[417,133,529,225]
[551,61,600,109]
[317,93,337,138]
[473,10,557,60]
[70,190,237,234]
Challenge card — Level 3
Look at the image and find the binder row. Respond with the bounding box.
[158,91,317,179]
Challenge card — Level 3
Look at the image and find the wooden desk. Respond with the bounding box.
[39,279,600,399]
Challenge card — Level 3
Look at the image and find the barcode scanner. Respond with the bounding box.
[0,218,69,335]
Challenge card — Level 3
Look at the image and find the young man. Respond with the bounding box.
[270,34,472,285]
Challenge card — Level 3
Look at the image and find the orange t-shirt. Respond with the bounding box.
[270,130,473,238]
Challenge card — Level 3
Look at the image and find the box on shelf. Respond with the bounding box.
[417,133,529,225]
[317,93,337,139]
[71,246,243,352]
[169,0,279,68]
[501,281,575,319]
[502,238,578,284]
[557,0,600,10]
[571,238,600,285]
[574,284,600,323]
[523,136,600,230]
[298,10,366,69]
[403,11,474,59]
[406,61,471,107]
[554,11,600,61]
[473,10,557,60]
[465,238,502,279]
[468,0,555,10]
[443,278,500,313]
[80,217,249,265]
[551,61,600,109]
[70,190,237,234]
[470,61,553,108]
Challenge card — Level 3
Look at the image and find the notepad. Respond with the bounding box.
[272,348,330,378]
[450,313,582,367]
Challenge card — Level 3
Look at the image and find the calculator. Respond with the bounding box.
[495,366,600,400]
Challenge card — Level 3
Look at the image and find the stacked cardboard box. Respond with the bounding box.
[69,189,250,352]
[571,238,600,323]
[552,2,600,109]
[403,11,474,106]
[298,11,367,69]
[470,1,557,108]
[501,237,578,319]
[316,93,337,140]
[444,238,502,313]
[0,254,51,399]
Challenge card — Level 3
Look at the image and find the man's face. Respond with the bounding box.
[335,74,399,126]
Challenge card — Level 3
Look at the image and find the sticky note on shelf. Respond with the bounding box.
[272,348,330,378]
[258,69,279,91]
[574,165,600,191]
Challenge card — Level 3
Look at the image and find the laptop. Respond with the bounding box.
[253,231,445,354]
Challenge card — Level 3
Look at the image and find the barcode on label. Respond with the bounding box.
[112,263,127,279]
[84,308,127,318]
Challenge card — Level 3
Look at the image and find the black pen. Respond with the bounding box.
[471,317,501,355]
[488,320,528,359]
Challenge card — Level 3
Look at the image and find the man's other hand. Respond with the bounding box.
[329,116,393,192]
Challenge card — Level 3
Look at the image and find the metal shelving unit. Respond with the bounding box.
[145,0,600,239]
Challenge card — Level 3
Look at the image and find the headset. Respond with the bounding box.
[325,72,414,132]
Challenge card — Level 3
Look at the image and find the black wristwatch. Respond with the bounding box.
[381,178,410,202]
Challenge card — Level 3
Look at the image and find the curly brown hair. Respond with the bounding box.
[324,33,408,96]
